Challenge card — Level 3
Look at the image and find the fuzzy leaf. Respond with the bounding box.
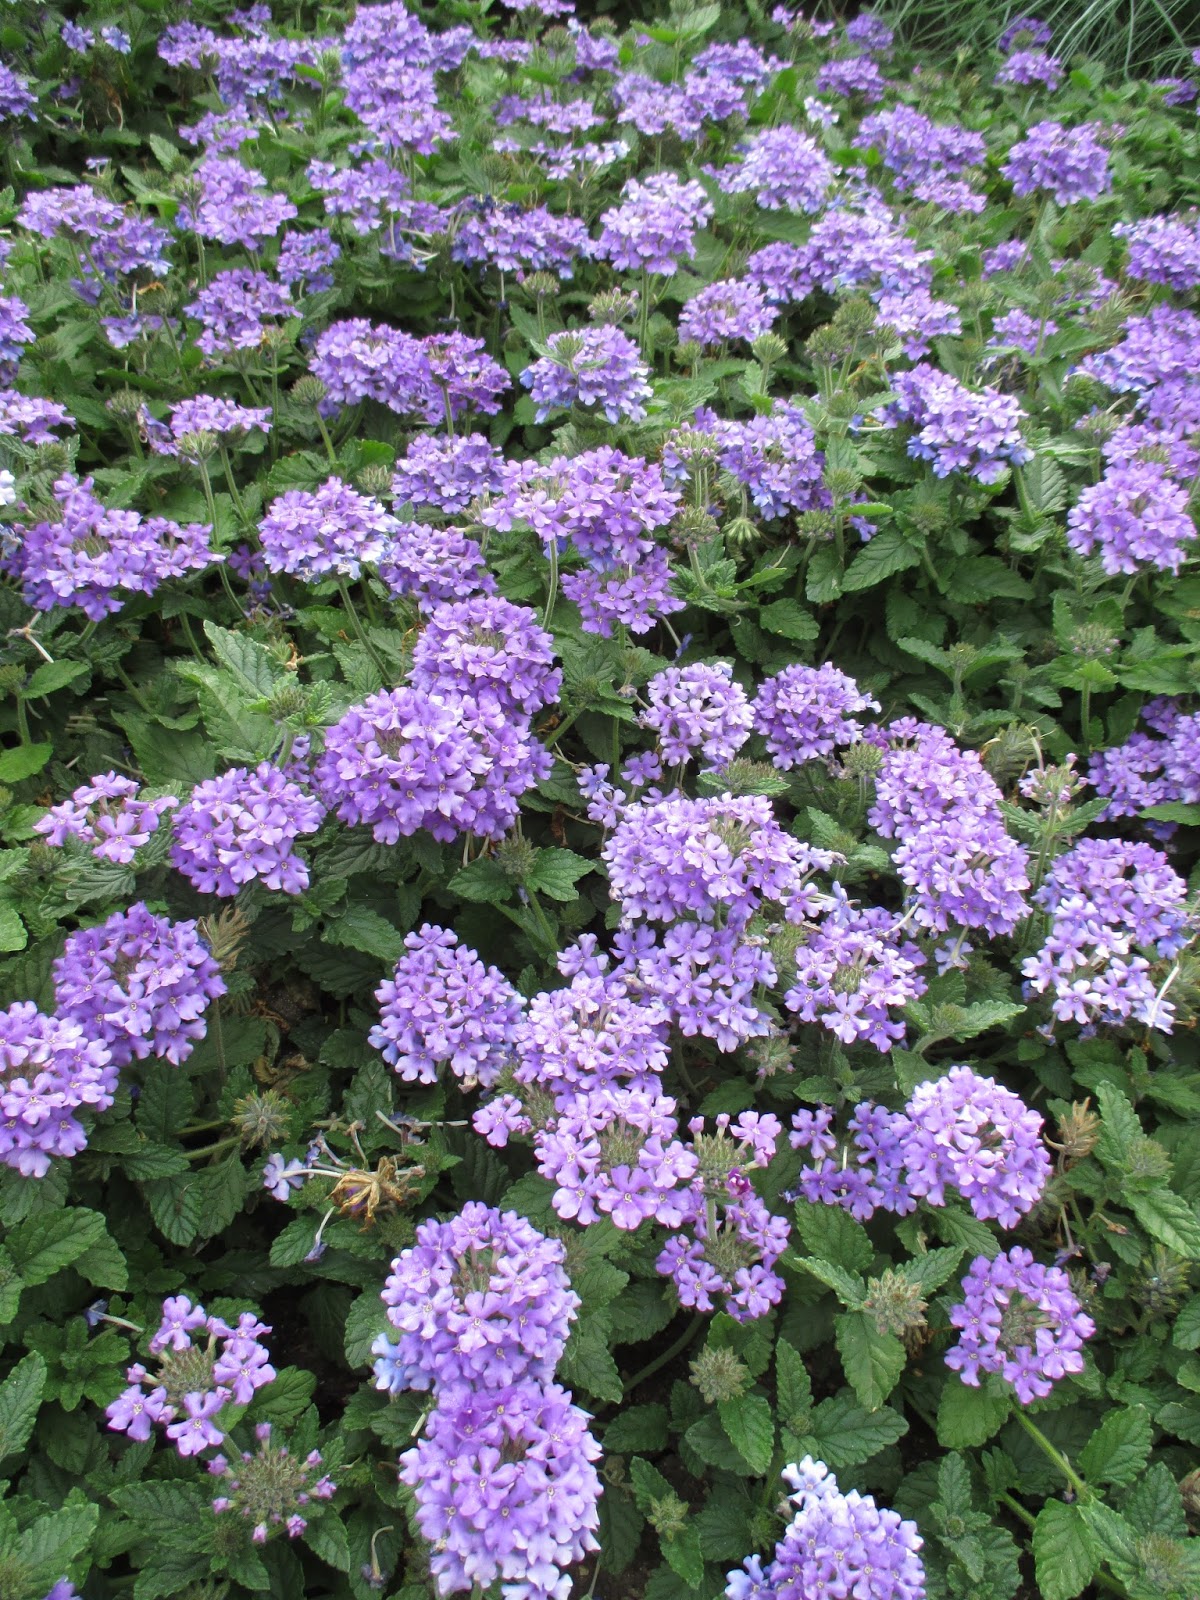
[0,1352,46,1462]
[1032,1502,1095,1600]
[808,1392,907,1467]
[719,1394,774,1474]
[1129,1187,1200,1258]
[1078,1406,1153,1487]
[835,1313,906,1410]
[8,1207,105,1286]
[936,1378,1010,1448]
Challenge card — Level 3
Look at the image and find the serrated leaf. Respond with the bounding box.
[776,1340,813,1429]
[1095,1083,1142,1172]
[605,1403,669,1454]
[144,1175,203,1247]
[808,1392,907,1468]
[629,1455,673,1511]
[662,1524,705,1588]
[719,1393,774,1474]
[1129,1187,1200,1258]
[447,856,514,904]
[835,1313,906,1410]
[15,1497,99,1586]
[793,1200,874,1272]
[558,1315,623,1404]
[759,598,819,642]
[0,1352,46,1461]
[936,1378,1010,1448]
[324,905,406,965]
[526,847,592,901]
[203,621,282,697]
[303,1513,350,1571]
[895,1246,964,1296]
[1032,1501,1095,1600]
[8,1207,105,1286]
[0,743,53,783]
[841,528,921,592]
[794,1255,866,1307]
[1078,1406,1152,1487]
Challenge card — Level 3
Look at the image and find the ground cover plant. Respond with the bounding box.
[3,1,1200,1597]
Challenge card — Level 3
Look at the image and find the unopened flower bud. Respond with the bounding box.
[862,1269,929,1337]
[689,1346,751,1404]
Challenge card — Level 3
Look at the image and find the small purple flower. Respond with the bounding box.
[640,661,754,769]
[170,764,325,896]
[754,663,879,768]
[946,1247,1095,1404]
[522,326,651,424]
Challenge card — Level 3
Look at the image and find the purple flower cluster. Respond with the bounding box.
[35,773,179,864]
[452,201,594,279]
[753,663,879,768]
[877,364,1032,483]
[391,432,506,515]
[902,1066,1052,1226]
[0,294,32,379]
[785,888,927,1052]
[313,686,548,845]
[277,227,341,294]
[678,280,778,349]
[791,1065,1051,1225]
[180,156,297,249]
[1115,213,1200,290]
[259,477,399,582]
[535,1085,698,1229]
[170,764,325,897]
[1022,838,1191,1032]
[1002,120,1111,204]
[725,1458,926,1600]
[717,126,834,212]
[14,474,217,620]
[369,925,523,1089]
[375,521,495,610]
[855,107,985,193]
[397,1382,602,1600]
[514,966,671,1097]
[1065,461,1195,576]
[153,395,272,460]
[0,1004,117,1177]
[667,402,830,521]
[814,55,887,102]
[639,661,754,769]
[597,173,714,275]
[107,1297,277,1455]
[209,1422,336,1544]
[995,50,1063,90]
[522,326,652,423]
[1090,700,1200,817]
[1081,306,1200,397]
[410,595,561,717]
[603,793,827,930]
[53,904,227,1067]
[376,1203,579,1393]
[310,320,508,423]
[185,270,295,359]
[657,1114,789,1320]
[946,1247,1095,1404]
[999,15,1054,51]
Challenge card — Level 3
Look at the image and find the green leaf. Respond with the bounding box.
[202,620,282,697]
[629,1456,673,1512]
[16,1497,99,1587]
[1174,1295,1200,1350]
[719,1393,774,1474]
[144,1175,204,1246]
[605,1404,669,1454]
[662,1524,705,1588]
[0,743,52,782]
[808,1392,907,1468]
[895,1246,964,1297]
[24,660,89,698]
[599,1484,644,1574]
[776,1340,813,1430]
[793,1256,866,1308]
[447,856,514,904]
[759,598,819,642]
[1078,1406,1153,1487]
[841,528,921,592]
[1032,1501,1095,1600]
[936,1378,1010,1448]
[8,1206,105,1286]
[559,1314,623,1404]
[793,1200,874,1273]
[526,847,592,901]
[324,905,406,966]
[835,1313,906,1410]
[0,1352,46,1462]
[1095,1083,1142,1172]
[248,1366,315,1428]
[0,902,26,953]
[303,1514,351,1572]
[1129,1187,1200,1258]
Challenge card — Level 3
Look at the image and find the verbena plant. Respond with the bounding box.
[0,4,1198,1600]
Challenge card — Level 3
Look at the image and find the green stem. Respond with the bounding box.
[185,1134,240,1162]
[524,887,557,951]
[113,659,152,712]
[543,537,558,628]
[316,411,338,466]
[623,1313,705,1394]
[13,694,30,745]
[1014,1410,1089,1498]
[996,1491,1036,1530]
[337,578,387,676]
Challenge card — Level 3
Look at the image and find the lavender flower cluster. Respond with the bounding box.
[373,1204,601,1600]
